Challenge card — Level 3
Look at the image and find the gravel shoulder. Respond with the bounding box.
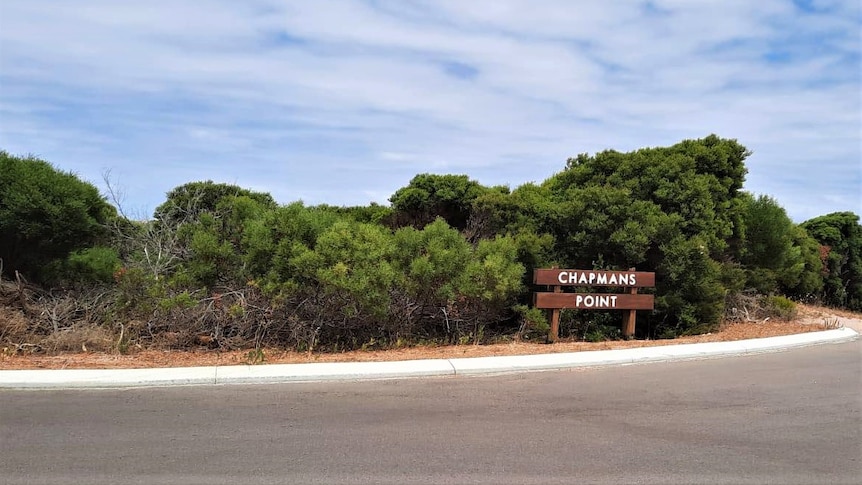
[2,304,859,370]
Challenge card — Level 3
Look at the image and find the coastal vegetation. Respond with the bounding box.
[1,135,859,354]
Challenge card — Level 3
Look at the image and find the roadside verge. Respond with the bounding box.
[1,327,857,389]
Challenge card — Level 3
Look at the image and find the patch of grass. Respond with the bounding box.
[244,348,265,365]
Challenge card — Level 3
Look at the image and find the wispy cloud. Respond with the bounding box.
[1,0,859,221]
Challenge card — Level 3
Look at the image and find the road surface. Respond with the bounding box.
[2,341,860,484]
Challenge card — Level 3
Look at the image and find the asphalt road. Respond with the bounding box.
[2,341,860,485]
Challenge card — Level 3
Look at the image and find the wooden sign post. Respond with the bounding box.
[533,268,655,341]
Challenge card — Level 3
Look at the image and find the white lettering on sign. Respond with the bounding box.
[574,294,620,308]
[556,271,638,286]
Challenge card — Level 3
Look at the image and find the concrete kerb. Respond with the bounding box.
[0,360,457,390]
[213,359,456,385]
[0,327,857,389]
[0,366,219,389]
[448,327,859,375]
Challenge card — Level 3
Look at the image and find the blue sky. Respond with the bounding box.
[0,0,859,222]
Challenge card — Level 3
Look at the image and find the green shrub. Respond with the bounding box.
[584,325,621,342]
[393,218,472,303]
[157,291,198,311]
[312,220,400,319]
[513,304,548,340]
[114,267,161,315]
[63,247,122,284]
[764,295,797,321]
[459,235,524,303]
[560,310,623,341]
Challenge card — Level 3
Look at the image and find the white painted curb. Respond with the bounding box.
[448,327,859,375]
[214,359,456,384]
[0,327,856,389]
[0,366,218,389]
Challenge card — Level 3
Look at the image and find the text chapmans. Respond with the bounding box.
[556,271,637,287]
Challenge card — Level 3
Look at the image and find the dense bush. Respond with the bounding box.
[534,135,751,336]
[62,247,123,284]
[0,151,115,283]
[801,212,862,311]
[3,136,859,354]
[116,195,527,351]
[252,217,525,349]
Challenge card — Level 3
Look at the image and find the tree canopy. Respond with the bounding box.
[801,212,862,311]
[388,173,497,230]
[0,151,115,283]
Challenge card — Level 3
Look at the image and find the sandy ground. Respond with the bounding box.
[1,304,859,370]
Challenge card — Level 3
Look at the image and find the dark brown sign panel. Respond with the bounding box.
[535,293,655,310]
[534,269,655,288]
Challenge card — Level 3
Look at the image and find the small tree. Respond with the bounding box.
[154,180,276,226]
[737,194,822,296]
[389,174,491,230]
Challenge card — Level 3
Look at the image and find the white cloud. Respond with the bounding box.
[0,0,858,221]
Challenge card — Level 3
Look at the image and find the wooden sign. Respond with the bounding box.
[534,269,655,288]
[533,268,656,342]
[535,292,654,310]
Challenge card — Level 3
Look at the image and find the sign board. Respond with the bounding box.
[535,292,654,310]
[533,268,656,341]
[533,269,655,288]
